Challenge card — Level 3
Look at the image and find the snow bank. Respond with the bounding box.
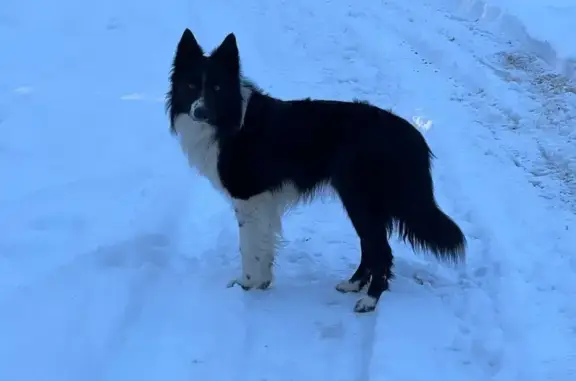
[442,0,576,80]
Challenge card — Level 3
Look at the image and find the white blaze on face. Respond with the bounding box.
[188,73,207,121]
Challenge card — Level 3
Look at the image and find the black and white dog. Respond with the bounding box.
[166,29,466,313]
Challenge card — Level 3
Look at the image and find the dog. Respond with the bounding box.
[166,28,466,313]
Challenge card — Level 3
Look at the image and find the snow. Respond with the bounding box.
[443,0,576,80]
[1,0,575,380]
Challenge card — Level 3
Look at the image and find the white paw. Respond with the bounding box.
[335,280,363,293]
[226,272,272,291]
[354,296,378,313]
[336,279,370,293]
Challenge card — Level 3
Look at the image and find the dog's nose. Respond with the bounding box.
[192,105,208,121]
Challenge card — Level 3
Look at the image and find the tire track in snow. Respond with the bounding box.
[91,176,252,381]
[0,234,169,381]
[0,165,190,380]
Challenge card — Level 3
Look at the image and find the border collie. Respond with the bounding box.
[166,29,466,313]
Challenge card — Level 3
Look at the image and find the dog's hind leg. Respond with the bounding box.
[335,243,371,293]
[334,180,394,313]
[352,234,394,313]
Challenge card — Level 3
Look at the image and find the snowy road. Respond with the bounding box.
[1,0,575,380]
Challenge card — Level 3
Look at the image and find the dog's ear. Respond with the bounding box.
[211,33,240,72]
[174,28,203,67]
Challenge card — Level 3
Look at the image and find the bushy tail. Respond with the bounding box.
[395,203,466,263]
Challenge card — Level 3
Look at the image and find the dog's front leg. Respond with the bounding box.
[227,194,278,290]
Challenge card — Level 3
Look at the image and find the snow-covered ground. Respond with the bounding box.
[1,0,575,380]
[445,0,576,79]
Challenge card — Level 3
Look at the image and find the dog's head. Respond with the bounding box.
[166,28,245,136]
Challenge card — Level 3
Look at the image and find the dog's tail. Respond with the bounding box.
[394,199,466,264]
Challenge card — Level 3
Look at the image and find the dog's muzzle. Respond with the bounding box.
[190,99,209,122]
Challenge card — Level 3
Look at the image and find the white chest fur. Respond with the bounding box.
[172,114,226,194]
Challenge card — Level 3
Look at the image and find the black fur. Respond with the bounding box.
[167,29,466,312]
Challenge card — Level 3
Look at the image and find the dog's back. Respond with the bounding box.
[224,94,433,196]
